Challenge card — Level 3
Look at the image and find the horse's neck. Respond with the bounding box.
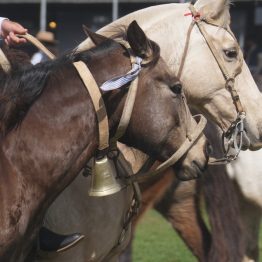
[0,67,98,241]
[77,3,190,74]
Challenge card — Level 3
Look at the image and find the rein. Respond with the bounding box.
[179,3,246,164]
[128,114,207,183]
[17,33,56,60]
[0,48,11,72]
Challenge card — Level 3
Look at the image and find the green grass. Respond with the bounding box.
[133,210,196,262]
[259,223,262,262]
[133,209,262,262]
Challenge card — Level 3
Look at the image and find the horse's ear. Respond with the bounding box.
[194,0,230,26]
[82,25,109,46]
[126,20,152,59]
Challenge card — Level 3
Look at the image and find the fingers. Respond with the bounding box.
[12,22,28,35]
[5,32,27,45]
[2,20,28,35]
[1,20,28,45]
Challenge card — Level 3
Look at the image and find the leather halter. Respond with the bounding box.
[105,40,207,183]
[6,33,206,178]
[179,4,246,164]
[0,48,11,72]
[78,40,206,180]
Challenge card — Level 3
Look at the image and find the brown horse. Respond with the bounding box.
[0,22,208,262]
[152,121,245,262]
[120,121,245,262]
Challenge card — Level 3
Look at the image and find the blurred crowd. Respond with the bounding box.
[0,17,261,91]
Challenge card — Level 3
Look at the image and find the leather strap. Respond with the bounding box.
[17,33,56,60]
[177,21,195,80]
[110,40,140,147]
[15,34,138,153]
[188,4,244,114]
[178,4,247,164]
[0,48,11,72]
[208,157,231,165]
[73,61,109,151]
[128,114,207,183]
[0,33,56,72]
[110,77,139,147]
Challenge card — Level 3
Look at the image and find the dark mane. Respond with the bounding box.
[0,51,62,135]
[0,40,118,135]
[0,26,160,136]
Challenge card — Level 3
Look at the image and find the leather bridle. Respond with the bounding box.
[5,33,206,178]
[178,4,246,164]
[1,31,208,183]
[100,40,207,182]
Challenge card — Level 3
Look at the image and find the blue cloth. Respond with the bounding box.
[100,57,142,91]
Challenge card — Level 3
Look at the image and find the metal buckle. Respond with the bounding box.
[222,112,246,161]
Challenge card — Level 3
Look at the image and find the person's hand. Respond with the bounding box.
[1,19,27,45]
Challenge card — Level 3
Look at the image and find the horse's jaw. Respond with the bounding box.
[174,133,208,181]
[191,94,261,152]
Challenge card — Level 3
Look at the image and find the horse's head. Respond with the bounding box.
[83,21,209,179]
[181,0,262,150]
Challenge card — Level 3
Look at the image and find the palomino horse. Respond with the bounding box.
[77,0,262,260]
[0,22,208,262]
[78,0,262,148]
[43,0,262,261]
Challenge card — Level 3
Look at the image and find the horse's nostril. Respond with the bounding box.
[206,142,213,156]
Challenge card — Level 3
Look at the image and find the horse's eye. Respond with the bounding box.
[224,49,238,59]
[170,82,182,94]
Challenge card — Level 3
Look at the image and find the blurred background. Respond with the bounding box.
[1,0,262,78]
[0,0,261,53]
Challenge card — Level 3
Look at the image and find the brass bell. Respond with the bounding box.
[88,155,124,197]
